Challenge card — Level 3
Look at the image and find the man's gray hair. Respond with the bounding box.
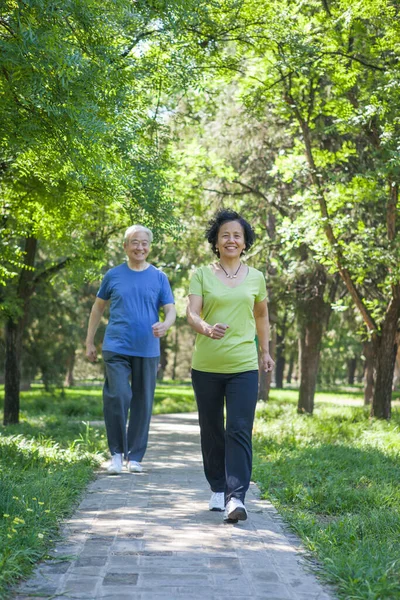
[124,225,153,243]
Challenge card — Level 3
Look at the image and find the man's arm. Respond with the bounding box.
[85,297,108,362]
[152,303,176,338]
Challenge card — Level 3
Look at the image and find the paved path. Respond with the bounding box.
[15,413,336,600]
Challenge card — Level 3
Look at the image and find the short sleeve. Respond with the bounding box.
[255,271,267,303]
[189,268,203,296]
[97,271,111,300]
[159,273,175,306]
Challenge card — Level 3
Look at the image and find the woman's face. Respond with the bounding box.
[216,220,246,260]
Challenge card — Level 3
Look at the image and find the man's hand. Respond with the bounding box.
[207,323,229,339]
[152,321,168,338]
[260,351,275,372]
[86,343,97,363]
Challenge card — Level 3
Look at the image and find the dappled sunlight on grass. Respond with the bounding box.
[1,383,399,599]
[253,400,400,599]
[0,382,196,420]
[268,387,400,406]
[0,418,106,598]
[153,382,196,413]
[0,382,196,597]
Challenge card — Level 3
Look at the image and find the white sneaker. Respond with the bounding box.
[224,498,248,522]
[107,453,123,475]
[209,492,225,511]
[127,460,143,473]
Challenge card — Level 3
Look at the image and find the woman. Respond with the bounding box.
[187,209,274,523]
[86,225,176,474]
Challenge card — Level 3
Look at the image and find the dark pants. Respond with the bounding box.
[102,351,159,461]
[191,369,259,504]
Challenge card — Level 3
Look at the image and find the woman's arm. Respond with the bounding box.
[85,297,108,362]
[253,298,275,372]
[186,294,229,339]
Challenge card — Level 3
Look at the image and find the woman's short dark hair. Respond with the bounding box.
[206,208,255,257]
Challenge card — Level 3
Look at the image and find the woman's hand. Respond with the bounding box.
[187,295,228,339]
[260,351,275,372]
[208,323,229,339]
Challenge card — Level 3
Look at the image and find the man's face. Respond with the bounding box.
[124,231,151,263]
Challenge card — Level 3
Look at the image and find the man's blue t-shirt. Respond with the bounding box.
[97,263,174,357]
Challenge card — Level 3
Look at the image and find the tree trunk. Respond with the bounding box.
[286,350,295,384]
[258,327,276,401]
[297,320,323,414]
[64,349,76,387]
[357,362,365,384]
[286,93,377,333]
[3,236,70,423]
[258,365,269,401]
[157,336,168,381]
[371,296,400,419]
[275,325,286,389]
[297,268,328,414]
[284,92,400,418]
[171,326,179,381]
[4,318,23,425]
[275,352,285,389]
[362,340,375,406]
[392,346,400,390]
[4,236,37,426]
[347,357,357,385]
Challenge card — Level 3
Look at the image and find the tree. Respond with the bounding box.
[176,0,400,418]
[0,0,196,424]
[167,86,341,412]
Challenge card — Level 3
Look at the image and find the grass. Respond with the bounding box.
[0,383,399,599]
[253,392,400,600]
[153,382,197,414]
[0,419,106,599]
[0,381,196,599]
[2,381,197,421]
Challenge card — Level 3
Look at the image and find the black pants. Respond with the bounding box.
[191,369,259,504]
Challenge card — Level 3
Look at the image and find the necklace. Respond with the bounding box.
[219,262,242,279]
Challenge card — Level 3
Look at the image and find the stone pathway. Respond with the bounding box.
[14,413,336,600]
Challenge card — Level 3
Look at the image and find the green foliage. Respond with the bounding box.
[254,397,400,599]
[158,0,400,417]
[0,0,205,425]
[318,307,364,385]
[174,0,400,332]
[21,274,101,389]
[0,0,199,302]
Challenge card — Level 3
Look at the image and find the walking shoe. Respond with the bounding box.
[127,460,143,473]
[107,453,123,475]
[224,498,248,523]
[209,492,225,511]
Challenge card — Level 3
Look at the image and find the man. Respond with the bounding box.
[85,225,176,474]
